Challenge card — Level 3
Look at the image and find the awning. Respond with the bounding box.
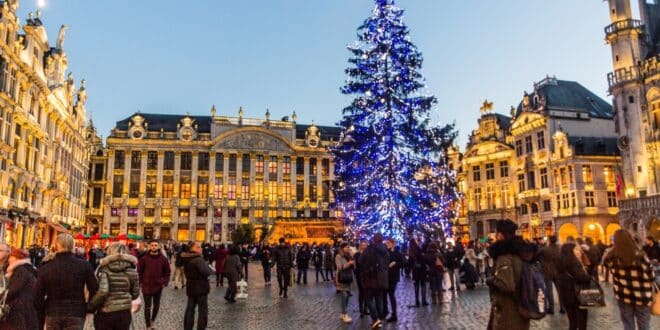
[49,222,70,234]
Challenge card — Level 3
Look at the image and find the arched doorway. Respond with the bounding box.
[650,219,660,240]
[605,223,622,245]
[558,223,579,244]
[583,223,604,243]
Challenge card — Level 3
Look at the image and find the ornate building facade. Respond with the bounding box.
[95,109,340,242]
[605,0,660,239]
[453,77,622,243]
[0,1,91,247]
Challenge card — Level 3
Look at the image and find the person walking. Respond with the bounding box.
[272,238,294,298]
[538,235,560,314]
[324,245,334,282]
[423,242,445,305]
[261,244,272,286]
[383,238,405,322]
[0,248,38,330]
[603,229,655,330]
[335,242,355,324]
[182,241,214,330]
[353,240,368,317]
[555,239,591,330]
[312,246,326,282]
[239,244,250,282]
[445,242,462,292]
[486,220,529,330]
[173,244,187,290]
[34,233,98,330]
[359,233,389,329]
[296,244,311,285]
[214,245,228,287]
[408,238,428,306]
[223,245,243,303]
[88,242,140,330]
[137,240,171,330]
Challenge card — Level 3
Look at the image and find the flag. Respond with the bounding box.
[614,163,625,199]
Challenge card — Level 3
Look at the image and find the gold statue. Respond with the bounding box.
[480,99,494,114]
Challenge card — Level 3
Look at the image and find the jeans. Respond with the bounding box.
[94,310,132,330]
[242,262,249,280]
[45,316,85,330]
[297,268,308,284]
[277,268,291,293]
[339,290,350,314]
[428,275,442,294]
[315,267,326,282]
[383,284,397,317]
[144,289,163,327]
[216,272,227,286]
[174,266,186,288]
[364,288,384,322]
[617,301,651,330]
[263,265,271,283]
[184,294,208,330]
[325,267,333,281]
[544,277,555,312]
[414,279,427,303]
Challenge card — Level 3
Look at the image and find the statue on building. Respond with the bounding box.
[479,99,493,114]
[57,25,68,50]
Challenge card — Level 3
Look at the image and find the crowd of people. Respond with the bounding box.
[0,224,655,329]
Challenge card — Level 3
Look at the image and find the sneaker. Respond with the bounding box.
[343,314,353,323]
[371,319,382,329]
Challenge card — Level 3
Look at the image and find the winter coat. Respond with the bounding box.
[460,259,479,284]
[0,261,38,330]
[34,252,98,320]
[296,249,312,270]
[410,251,427,282]
[486,238,530,330]
[261,249,271,268]
[445,248,462,270]
[215,248,228,274]
[239,248,250,265]
[223,255,243,284]
[272,245,293,272]
[387,249,406,287]
[555,244,591,309]
[423,250,445,279]
[359,243,389,290]
[538,243,560,280]
[182,252,214,297]
[312,250,323,268]
[137,252,171,295]
[323,249,334,270]
[335,253,353,292]
[643,243,660,262]
[603,250,655,306]
[88,253,140,314]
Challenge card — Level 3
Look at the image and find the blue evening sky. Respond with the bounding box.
[21,0,618,147]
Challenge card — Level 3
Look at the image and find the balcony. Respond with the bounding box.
[619,194,660,212]
[607,66,641,89]
[605,19,643,38]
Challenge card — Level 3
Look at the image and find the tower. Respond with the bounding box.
[606,0,653,197]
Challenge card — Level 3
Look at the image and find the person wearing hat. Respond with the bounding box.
[0,248,38,329]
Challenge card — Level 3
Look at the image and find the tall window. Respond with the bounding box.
[321,159,330,176]
[228,154,237,172]
[180,176,191,199]
[162,176,173,198]
[94,163,104,180]
[198,152,209,171]
[255,181,264,200]
[283,181,291,200]
[501,185,509,208]
[296,157,304,174]
[309,158,317,175]
[536,131,545,150]
[518,173,525,192]
[242,154,250,173]
[215,153,224,172]
[500,161,508,177]
[585,191,595,207]
[180,152,192,170]
[515,140,523,157]
[540,168,548,188]
[147,151,158,170]
[485,163,494,180]
[607,191,617,207]
[269,181,277,200]
[114,150,125,169]
[227,178,236,199]
[129,173,140,198]
[486,186,494,209]
[474,187,481,211]
[296,181,304,201]
[241,179,249,200]
[269,156,278,175]
[527,171,535,189]
[560,168,567,187]
[582,165,593,184]
[131,151,141,169]
[146,176,157,198]
[198,177,208,199]
[571,192,576,208]
[283,156,291,174]
[214,177,223,198]
[322,180,330,202]
[161,208,172,219]
[543,200,551,212]
[604,166,614,184]
[164,151,174,170]
[472,166,481,181]
[112,175,123,197]
[525,135,533,154]
[256,155,264,173]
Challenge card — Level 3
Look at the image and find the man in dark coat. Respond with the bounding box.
[359,233,389,329]
[239,244,251,282]
[272,237,293,298]
[182,241,214,330]
[34,233,98,330]
[382,238,405,323]
[486,220,529,330]
[138,240,171,330]
[1,248,38,330]
[295,244,312,285]
[445,242,463,291]
[538,235,560,314]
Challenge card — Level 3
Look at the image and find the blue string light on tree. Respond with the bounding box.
[332,0,460,243]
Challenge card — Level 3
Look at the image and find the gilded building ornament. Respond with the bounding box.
[216,132,291,152]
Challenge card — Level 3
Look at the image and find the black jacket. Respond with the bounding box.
[387,249,405,287]
[182,252,213,297]
[296,249,311,269]
[272,244,293,271]
[1,262,38,330]
[239,248,251,265]
[34,252,98,319]
[555,244,591,308]
[360,243,389,290]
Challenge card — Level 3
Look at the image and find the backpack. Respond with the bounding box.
[517,260,547,320]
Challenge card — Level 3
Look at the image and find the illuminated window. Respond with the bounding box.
[214,177,223,198]
[474,187,481,211]
[585,191,595,207]
[607,191,617,207]
[241,179,249,200]
[195,225,205,241]
[111,208,121,216]
[127,208,138,217]
[177,225,189,241]
[473,166,480,182]
[228,178,236,200]
[161,208,172,219]
[254,209,263,218]
[283,181,291,200]
[255,181,264,200]
[180,176,191,199]
[198,177,208,199]
[582,166,593,184]
[162,176,173,198]
[269,156,278,175]
[268,209,277,218]
[256,155,264,173]
[283,157,291,174]
[269,181,277,200]
[147,151,158,169]
[540,168,548,188]
[604,166,614,184]
[146,176,157,198]
[485,163,494,180]
[500,161,508,177]
[179,208,190,217]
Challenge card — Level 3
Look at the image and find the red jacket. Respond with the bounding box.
[138,252,171,294]
[215,248,228,274]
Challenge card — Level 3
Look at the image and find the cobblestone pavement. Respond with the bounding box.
[84,263,658,329]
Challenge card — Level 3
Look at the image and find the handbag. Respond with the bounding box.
[575,277,606,308]
[338,268,353,284]
[0,276,10,322]
[652,282,660,316]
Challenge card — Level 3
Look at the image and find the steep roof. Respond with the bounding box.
[516,79,612,119]
[296,124,342,141]
[492,113,512,131]
[115,113,212,133]
[568,136,619,156]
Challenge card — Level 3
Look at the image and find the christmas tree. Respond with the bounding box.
[332,0,458,241]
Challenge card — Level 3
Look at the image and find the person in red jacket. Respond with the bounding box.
[138,240,171,330]
[215,244,229,287]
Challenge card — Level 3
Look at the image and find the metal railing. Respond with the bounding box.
[619,194,660,211]
[605,19,643,37]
